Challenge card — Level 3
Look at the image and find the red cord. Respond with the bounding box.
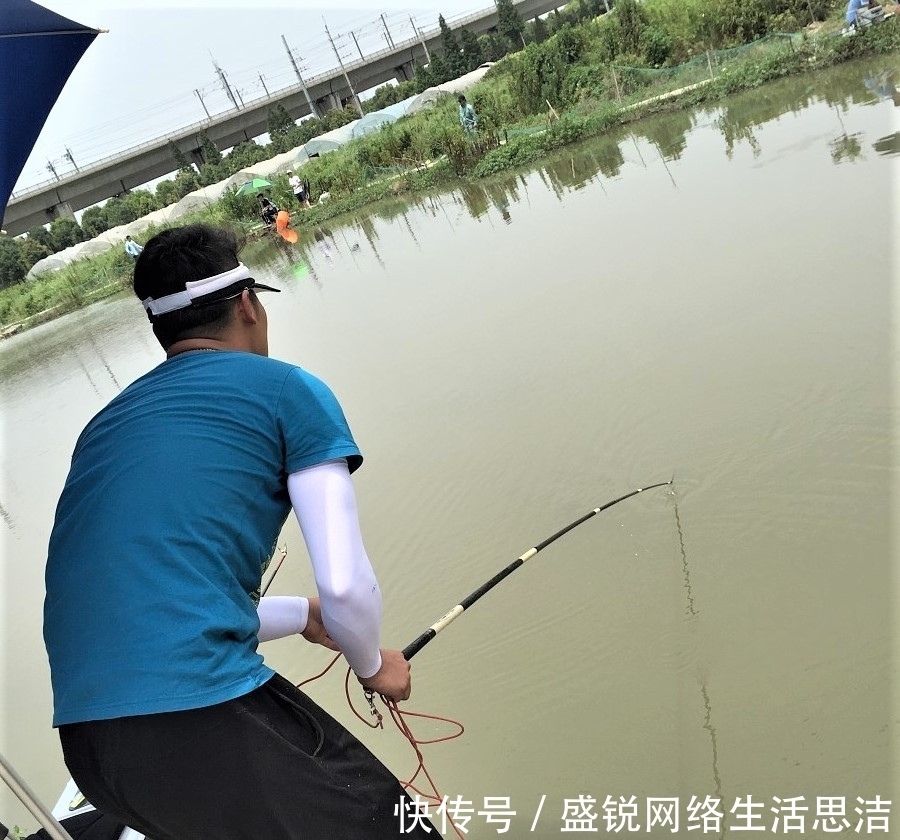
[295,656,467,839]
[269,549,466,836]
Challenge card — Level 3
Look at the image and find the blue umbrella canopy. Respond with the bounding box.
[1,0,99,217]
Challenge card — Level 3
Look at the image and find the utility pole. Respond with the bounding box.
[194,88,211,119]
[258,73,269,97]
[281,35,319,118]
[212,57,240,110]
[324,18,364,116]
[234,88,246,109]
[47,160,60,180]
[410,16,431,63]
[380,13,395,48]
[350,30,364,62]
[64,147,79,171]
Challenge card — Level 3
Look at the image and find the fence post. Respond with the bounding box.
[706,49,715,79]
[611,66,623,103]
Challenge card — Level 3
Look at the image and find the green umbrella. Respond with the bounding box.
[235,177,273,196]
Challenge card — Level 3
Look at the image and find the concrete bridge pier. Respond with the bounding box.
[394,60,416,83]
[317,92,341,112]
[51,201,76,224]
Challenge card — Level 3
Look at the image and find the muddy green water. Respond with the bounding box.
[2,56,897,837]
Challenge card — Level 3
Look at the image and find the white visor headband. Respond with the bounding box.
[142,263,278,318]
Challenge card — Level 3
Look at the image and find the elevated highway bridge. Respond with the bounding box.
[4,0,565,236]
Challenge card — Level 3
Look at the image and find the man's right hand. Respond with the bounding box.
[358,648,411,702]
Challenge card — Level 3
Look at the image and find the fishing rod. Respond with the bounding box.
[402,481,672,660]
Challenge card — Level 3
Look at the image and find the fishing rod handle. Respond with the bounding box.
[403,630,435,660]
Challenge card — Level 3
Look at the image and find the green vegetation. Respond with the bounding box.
[2,0,898,331]
[0,236,142,329]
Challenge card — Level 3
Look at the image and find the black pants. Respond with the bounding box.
[59,674,436,840]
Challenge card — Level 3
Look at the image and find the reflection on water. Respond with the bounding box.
[873,130,900,156]
[0,501,15,533]
[863,68,900,106]
[700,683,725,839]
[642,109,694,162]
[2,55,895,832]
[672,483,722,837]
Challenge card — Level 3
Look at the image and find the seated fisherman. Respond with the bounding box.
[257,194,279,226]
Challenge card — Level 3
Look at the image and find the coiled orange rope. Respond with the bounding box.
[295,654,467,838]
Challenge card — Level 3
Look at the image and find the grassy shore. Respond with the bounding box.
[2,15,897,336]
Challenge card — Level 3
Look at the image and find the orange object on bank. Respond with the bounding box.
[275,210,298,244]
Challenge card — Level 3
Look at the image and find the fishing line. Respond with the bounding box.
[672,478,698,617]
[260,544,288,596]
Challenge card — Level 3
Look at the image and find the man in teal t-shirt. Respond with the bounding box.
[458,94,477,133]
[44,223,434,840]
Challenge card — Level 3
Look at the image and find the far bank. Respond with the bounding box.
[1,20,898,335]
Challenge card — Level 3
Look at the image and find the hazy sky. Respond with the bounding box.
[18,0,485,192]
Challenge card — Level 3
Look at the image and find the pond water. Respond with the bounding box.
[1,55,897,836]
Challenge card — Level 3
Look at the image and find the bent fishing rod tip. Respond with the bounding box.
[403,481,673,660]
[638,479,672,491]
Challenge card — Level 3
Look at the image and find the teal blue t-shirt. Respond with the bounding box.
[44,350,362,726]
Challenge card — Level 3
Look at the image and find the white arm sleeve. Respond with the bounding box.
[256,596,309,643]
[287,460,383,679]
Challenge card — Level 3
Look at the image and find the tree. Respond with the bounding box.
[155,179,179,206]
[103,196,137,228]
[26,225,53,250]
[19,236,51,271]
[297,117,325,145]
[0,238,27,289]
[427,54,451,85]
[267,104,301,153]
[496,0,525,51]
[48,217,85,252]
[580,0,603,20]
[478,32,509,62]
[615,0,649,54]
[197,131,222,166]
[438,15,465,77]
[168,140,194,174]
[226,140,268,172]
[123,189,159,218]
[267,103,295,139]
[320,106,359,131]
[547,9,563,35]
[532,15,549,43]
[199,161,228,186]
[173,169,201,199]
[413,63,436,92]
[80,206,109,238]
[459,29,484,71]
[365,80,417,112]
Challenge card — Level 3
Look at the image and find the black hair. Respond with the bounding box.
[133,223,248,350]
[458,95,466,104]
